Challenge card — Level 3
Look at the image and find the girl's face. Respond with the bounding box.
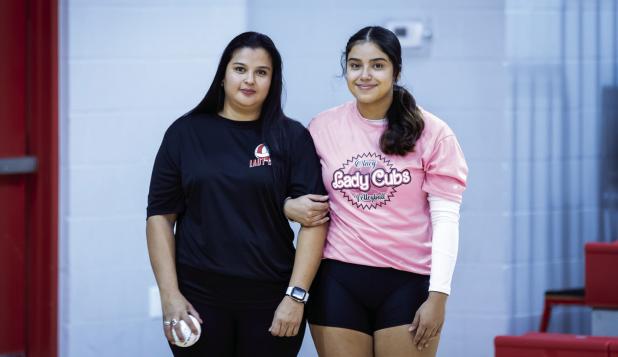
[222,47,273,116]
[345,41,395,108]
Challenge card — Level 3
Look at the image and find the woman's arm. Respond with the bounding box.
[409,195,461,351]
[283,194,330,226]
[269,223,328,337]
[146,214,202,343]
[147,214,179,297]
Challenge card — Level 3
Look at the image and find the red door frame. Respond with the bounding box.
[25,1,58,356]
[0,0,27,353]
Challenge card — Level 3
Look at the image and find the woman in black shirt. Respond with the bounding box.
[146,32,327,357]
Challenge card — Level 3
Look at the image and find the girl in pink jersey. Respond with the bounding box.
[284,26,468,357]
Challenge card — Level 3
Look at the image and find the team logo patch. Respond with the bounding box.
[249,143,271,167]
[331,152,411,210]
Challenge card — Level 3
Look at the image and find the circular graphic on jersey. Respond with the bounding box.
[254,144,270,159]
[331,152,411,210]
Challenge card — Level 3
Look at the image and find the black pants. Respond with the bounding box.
[170,264,305,357]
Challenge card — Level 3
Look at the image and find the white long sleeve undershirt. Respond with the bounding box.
[428,194,461,295]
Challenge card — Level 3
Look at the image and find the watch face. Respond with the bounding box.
[291,287,306,300]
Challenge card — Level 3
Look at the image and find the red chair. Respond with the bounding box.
[495,333,618,357]
[539,241,618,332]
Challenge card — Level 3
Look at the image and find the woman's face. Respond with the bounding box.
[222,47,273,115]
[345,41,395,107]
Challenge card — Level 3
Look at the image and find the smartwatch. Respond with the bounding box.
[286,286,309,303]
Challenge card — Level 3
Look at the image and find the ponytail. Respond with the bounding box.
[380,85,424,155]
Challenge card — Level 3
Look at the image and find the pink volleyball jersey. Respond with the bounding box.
[307,101,468,275]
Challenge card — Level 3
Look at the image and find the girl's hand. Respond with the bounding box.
[161,290,203,345]
[408,292,447,351]
[283,194,329,227]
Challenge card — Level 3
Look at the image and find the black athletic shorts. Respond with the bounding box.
[306,259,429,335]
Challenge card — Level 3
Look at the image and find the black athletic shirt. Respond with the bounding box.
[147,113,325,284]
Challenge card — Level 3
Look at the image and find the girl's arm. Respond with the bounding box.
[409,195,461,352]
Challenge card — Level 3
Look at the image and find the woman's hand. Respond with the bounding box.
[269,296,305,337]
[408,292,447,351]
[161,290,203,345]
[283,194,329,227]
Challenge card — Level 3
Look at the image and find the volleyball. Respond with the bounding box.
[172,315,201,347]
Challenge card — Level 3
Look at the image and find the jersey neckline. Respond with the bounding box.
[215,113,263,129]
[349,101,388,130]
